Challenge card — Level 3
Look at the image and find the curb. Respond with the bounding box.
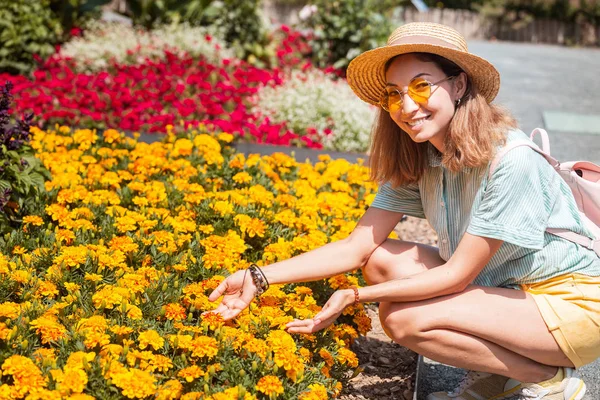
[133,132,369,164]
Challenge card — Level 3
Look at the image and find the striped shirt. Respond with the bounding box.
[371,129,600,288]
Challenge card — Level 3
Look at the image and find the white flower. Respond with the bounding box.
[298,5,317,21]
[254,69,376,152]
[59,21,233,72]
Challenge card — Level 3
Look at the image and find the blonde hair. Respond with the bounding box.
[369,53,516,187]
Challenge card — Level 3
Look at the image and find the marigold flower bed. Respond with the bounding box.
[0,125,387,399]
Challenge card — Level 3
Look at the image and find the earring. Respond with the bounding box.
[455,98,461,107]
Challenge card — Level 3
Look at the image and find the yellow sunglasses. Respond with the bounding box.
[380,75,457,113]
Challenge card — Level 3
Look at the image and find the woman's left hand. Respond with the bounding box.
[286,289,355,334]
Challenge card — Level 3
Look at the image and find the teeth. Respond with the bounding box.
[408,117,427,127]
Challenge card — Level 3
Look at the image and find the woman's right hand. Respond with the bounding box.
[207,269,257,321]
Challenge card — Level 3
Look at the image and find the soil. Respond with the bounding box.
[340,217,438,400]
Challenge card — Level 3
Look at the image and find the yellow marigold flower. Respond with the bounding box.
[1,355,47,397]
[155,379,183,400]
[100,344,123,360]
[0,255,9,275]
[197,224,214,234]
[91,285,130,309]
[178,365,205,382]
[181,392,204,400]
[111,325,133,336]
[35,281,59,298]
[0,322,10,341]
[109,236,139,253]
[126,304,143,320]
[115,215,138,233]
[172,138,193,157]
[103,128,122,144]
[56,228,76,245]
[23,215,44,226]
[84,273,103,283]
[255,375,284,397]
[60,367,88,394]
[66,394,96,400]
[232,171,252,184]
[319,348,334,367]
[30,315,68,344]
[210,200,234,217]
[217,132,234,143]
[53,245,89,269]
[0,302,20,318]
[200,312,224,330]
[84,331,110,349]
[148,355,172,373]
[138,330,164,351]
[266,330,296,354]
[164,303,186,321]
[189,335,219,359]
[12,246,26,255]
[64,282,81,292]
[111,368,156,399]
[10,269,30,284]
[299,383,328,400]
[336,347,359,367]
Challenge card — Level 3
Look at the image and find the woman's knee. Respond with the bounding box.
[362,239,440,285]
[379,302,424,345]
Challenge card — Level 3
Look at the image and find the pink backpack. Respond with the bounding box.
[490,128,600,256]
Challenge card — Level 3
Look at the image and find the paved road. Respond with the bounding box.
[469,40,600,163]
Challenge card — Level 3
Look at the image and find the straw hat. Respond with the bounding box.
[347,22,500,105]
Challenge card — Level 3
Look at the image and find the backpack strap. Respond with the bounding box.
[488,129,598,253]
[488,129,560,180]
[546,228,600,256]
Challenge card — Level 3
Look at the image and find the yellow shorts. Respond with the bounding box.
[522,274,600,368]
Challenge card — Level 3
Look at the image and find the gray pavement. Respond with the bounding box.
[418,356,597,400]
[469,40,600,163]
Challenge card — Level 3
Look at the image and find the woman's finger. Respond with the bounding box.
[208,280,228,301]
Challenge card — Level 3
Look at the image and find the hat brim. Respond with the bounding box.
[347,43,500,106]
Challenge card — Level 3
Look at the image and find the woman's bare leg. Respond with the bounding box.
[362,239,572,383]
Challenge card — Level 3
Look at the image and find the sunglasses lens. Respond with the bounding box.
[408,78,431,104]
[381,90,401,112]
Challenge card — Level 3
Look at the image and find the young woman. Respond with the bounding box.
[209,22,600,400]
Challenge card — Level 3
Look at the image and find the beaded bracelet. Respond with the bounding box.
[350,286,360,305]
[248,264,269,296]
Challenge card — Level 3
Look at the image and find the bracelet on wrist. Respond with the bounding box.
[350,286,360,305]
[248,264,269,297]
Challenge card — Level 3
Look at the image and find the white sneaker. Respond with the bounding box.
[503,367,586,400]
[426,370,521,400]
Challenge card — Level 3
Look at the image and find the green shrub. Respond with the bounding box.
[299,0,395,71]
[0,0,62,74]
[49,0,112,37]
[0,82,51,233]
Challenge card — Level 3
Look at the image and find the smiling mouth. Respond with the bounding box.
[406,116,431,127]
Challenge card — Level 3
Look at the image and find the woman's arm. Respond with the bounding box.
[288,233,504,333]
[356,233,503,303]
[208,206,404,320]
[262,206,405,285]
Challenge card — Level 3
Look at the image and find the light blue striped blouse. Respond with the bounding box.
[371,129,600,288]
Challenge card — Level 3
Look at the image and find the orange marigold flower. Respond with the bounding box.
[299,383,328,400]
[177,365,205,382]
[23,215,44,226]
[156,379,183,400]
[255,375,284,396]
[189,335,219,359]
[164,303,186,321]
[200,312,224,330]
[138,330,164,351]
[111,368,156,399]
